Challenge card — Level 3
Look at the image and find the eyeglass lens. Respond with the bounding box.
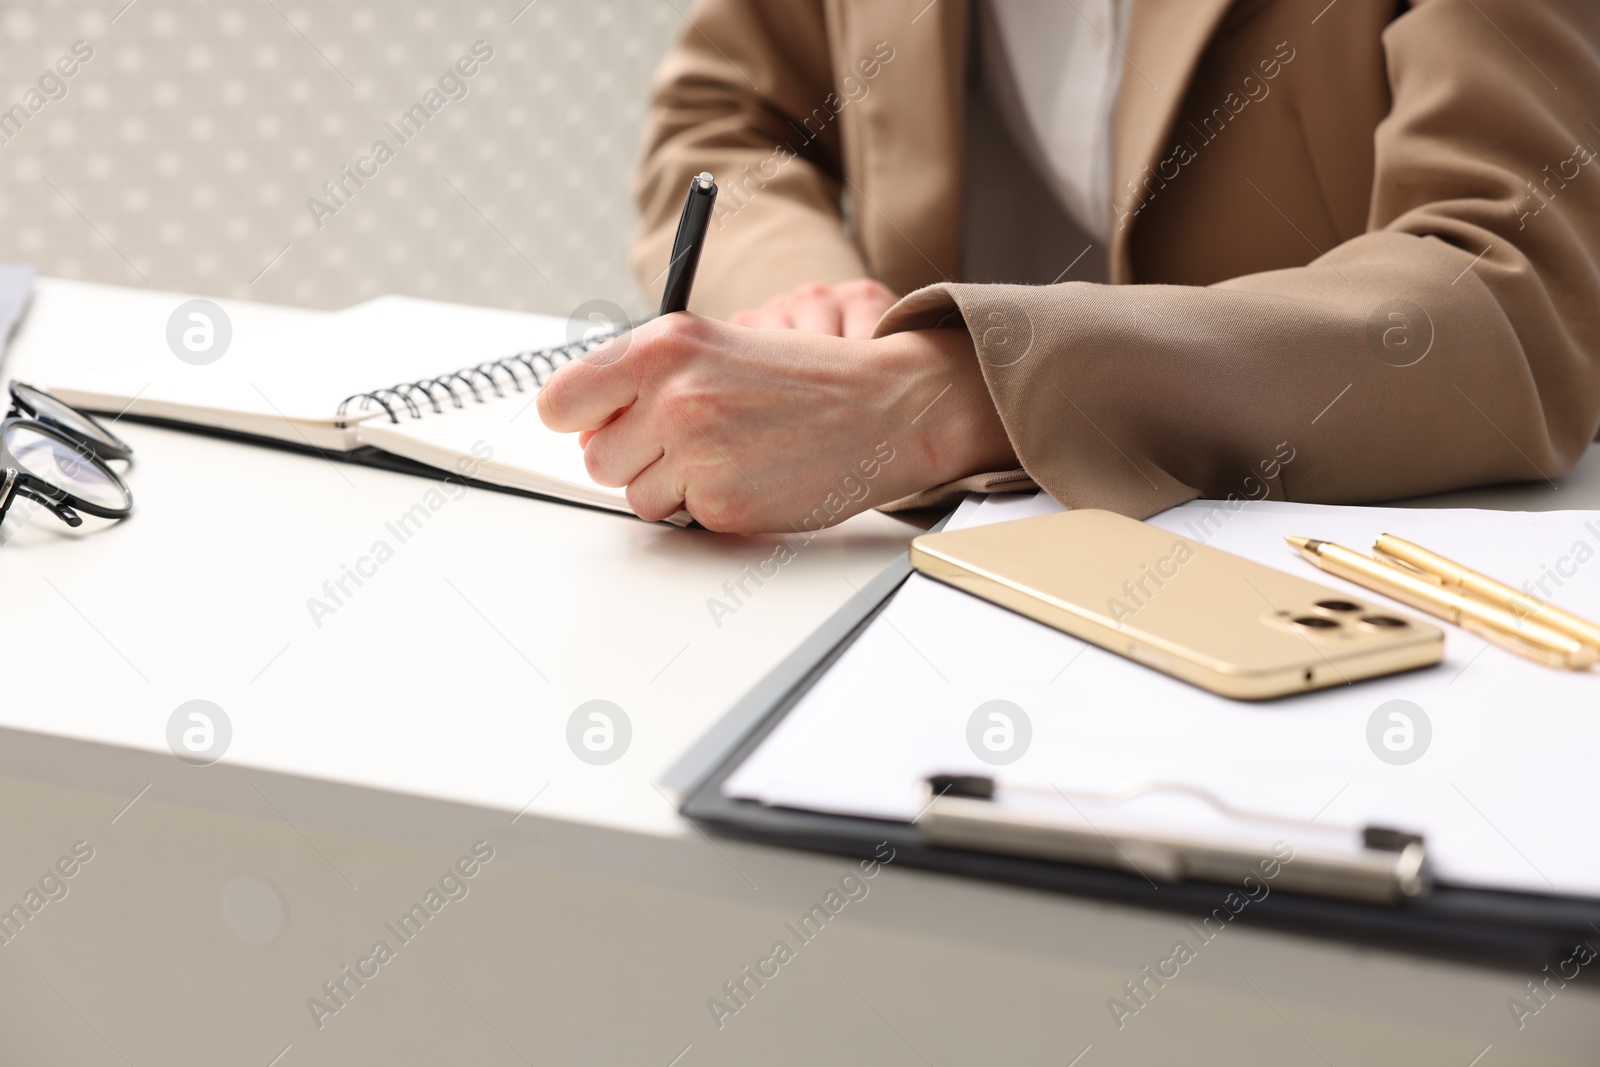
[2,422,128,508]
[11,383,123,452]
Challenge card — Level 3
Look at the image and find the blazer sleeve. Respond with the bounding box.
[630,0,869,318]
[874,0,1600,517]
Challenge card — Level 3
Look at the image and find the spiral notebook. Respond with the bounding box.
[51,295,682,521]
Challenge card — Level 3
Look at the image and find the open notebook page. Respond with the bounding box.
[723,493,1600,898]
[49,295,665,517]
[52,296,577,450]
[359,397,637,514]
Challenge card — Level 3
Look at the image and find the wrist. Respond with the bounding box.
[883,327,1017,490]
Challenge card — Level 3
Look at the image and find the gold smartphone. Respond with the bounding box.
[910,509,1444,700]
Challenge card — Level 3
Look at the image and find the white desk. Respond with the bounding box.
[1,280,1596,1066]
[1,278,925,836]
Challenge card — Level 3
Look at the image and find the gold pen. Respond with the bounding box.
[1374,532,1600,654]
[1287,537,1597,671]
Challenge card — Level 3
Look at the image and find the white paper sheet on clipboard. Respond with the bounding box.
[722,492,1600,899]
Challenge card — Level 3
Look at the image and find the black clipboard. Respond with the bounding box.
[674,549,1600,972]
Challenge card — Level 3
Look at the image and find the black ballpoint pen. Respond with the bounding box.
[658,171,717,316]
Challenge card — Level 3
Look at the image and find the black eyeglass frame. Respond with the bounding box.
[0,413,134,530]
[6,381,134,462]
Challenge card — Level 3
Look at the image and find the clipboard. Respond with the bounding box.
[670,547,1600,972]
[917,775,1427,906]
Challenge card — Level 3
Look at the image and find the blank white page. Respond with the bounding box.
[53,295,571,428]
[357,394,632,513]
[724,494,1600,898]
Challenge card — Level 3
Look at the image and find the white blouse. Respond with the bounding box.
[981,0,1132,243]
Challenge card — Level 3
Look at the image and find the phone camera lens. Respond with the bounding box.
[1360,615,1410,629]
[1315,599,1362,613]
[1292,616,1341,629]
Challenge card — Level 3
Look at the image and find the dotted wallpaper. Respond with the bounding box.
[0,0,683,318]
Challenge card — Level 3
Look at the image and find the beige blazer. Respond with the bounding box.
[632,0,1600,516]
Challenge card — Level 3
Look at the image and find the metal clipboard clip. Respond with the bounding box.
[918,775,1428,905]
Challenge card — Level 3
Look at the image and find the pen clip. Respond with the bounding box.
[1373,548,1444,585]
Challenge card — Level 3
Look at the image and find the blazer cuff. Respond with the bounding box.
[872,226,1577,518]
[873,280,1200,519]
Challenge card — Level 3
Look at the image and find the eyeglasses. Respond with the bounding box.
[1,381,133,530]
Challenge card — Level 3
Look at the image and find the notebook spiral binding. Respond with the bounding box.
[333,326,622,428]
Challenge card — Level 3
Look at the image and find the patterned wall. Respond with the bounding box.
[0,0,683,319]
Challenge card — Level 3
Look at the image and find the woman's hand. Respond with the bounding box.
[728,278,899,338]
[537,314,1015,533]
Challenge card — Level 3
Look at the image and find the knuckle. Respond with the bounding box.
[625,483,668,522]
[689,492,747,534]
[837,277,884,300]
[646,312,701,354]
[794,281,832,302]
[666,384,720,428]
[581,439,617,486]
